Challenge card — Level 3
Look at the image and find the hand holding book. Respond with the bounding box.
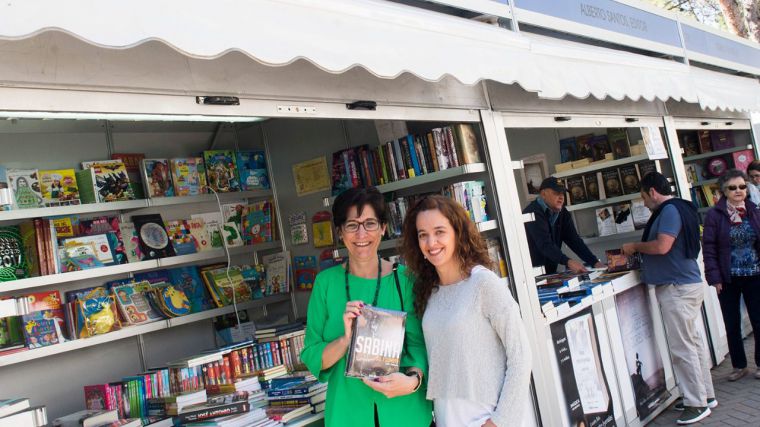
[361,372,420,398]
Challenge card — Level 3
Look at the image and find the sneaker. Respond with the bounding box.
[676,407,711,425]
[728,367,748,381]
[674,398,717,411]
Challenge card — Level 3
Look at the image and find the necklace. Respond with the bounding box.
[344,256,382,306]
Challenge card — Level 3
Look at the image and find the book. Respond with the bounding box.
[732,149,755,171]
[697,130,712,154]
[345,305,406,378]
[132,214,175,259]
[613,203,635,233]
[293,256,317,291]
[601,169,623,198]
[636,160,657,180]
[145,284,191,318]
[118,222,144,263]
[167,266,214,313]
[589,135,611,161]
[80,160,135,202]
[565,176,587,205]
[112,281,164,325]
[203,150,241,193]
[79,216,128,265]
[169,157,208,196]
[0,406,47,427]
[164,220,198,255]
[186,218,213,252]
[236,151,270,190]
[61,234,116,266]
[74,295,122,338]
[330,149,353,196]
[584,173,601,201]
[702,183,721,207]
[21,313,60,348]
[241,200,273,244]
[0,398,30,418]
[262,252,291,295]
[595,207,616,237]
[173,401,250,424]
[607,128,631,159]
[191,212,224,248]
[0,226,29,281]
[679,130,701,156]
[0,166,12,211]
[52,409,118,427]
[631,199,651,230]
[618,164,640,194]
[559,137,577,163]
[453,123,481,165]
[141,159,174,198]
[38,169,80,206]
[606,249,641,273]
[575,134,594,160]
[7,169,43,209]
[24,290,65,338]
[18,221,40,277]
[111,153,146,199]
[710,130,734,150]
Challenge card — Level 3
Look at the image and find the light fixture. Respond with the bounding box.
[0,111,265,122]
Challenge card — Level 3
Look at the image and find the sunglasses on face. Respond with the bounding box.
[342,219,381,233]
[727,185,748,191]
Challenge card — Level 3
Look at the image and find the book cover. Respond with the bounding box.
[702,183,721,207]
[618,165,640,194]
[119,222,144,263]
[186,218,212,252]
[583,173,601,201]
[697,130,712,154]
[294,256,317,291]
[710,130,734,151]
[678,131,700,157]
[147,284,191,318]
[76,295,122,338]
[453,123,481,165]
[167,266,214,313]
[706,156,729,177]
[84,384,115,411]
[575,134,594,160]
[331,149,352,196]
[607,128,631,159]
[203,266,252,306]
[606,249,641,273]
[601,169,623,198]
[170,157,208,196]
[25,290,65,338]
[79,216,128,265]
[0,166,11,211]
[21,313,59,348]
[613,203,635,233]
[111,153,146,199]
[631,200,651,230]
[242,200,273,244]
[7,169,43,209]
[203,150,241,193]
[432,128,449,171]
[82,160,135,202]
[444,127,460,168]
[0,226,29,281]
[165,220,199,256]
[18,221,40,277]
[112,282,164,325]
[566,176,587,205]
[345,305,406,378]
[262,252,290,295]
[141,159,175,198]
[595,207,616,237]
[636,161,657,180]
[61,234,116,266]
[559,137,578,163]
[191,213,224,248]
[589,135,611,161]
[236,151,270,190]
[132,214,175,260]
[38,169,80,206]
[732,149,755,171]
[133,269,171,285]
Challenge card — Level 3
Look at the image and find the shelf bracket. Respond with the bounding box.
[522,213,535,223]
[511,160,524,170]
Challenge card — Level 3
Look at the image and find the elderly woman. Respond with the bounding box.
[300,187,432,426]
[703,169,760,381]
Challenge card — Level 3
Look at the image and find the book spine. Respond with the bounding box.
[406,135,421,177]
[391,138,406,180]
[433,129,449,170]
[177,401,250,423]
[414,137,427,175]
[376,146,389,185]
[385,143,398,182]
[445,126,460,167]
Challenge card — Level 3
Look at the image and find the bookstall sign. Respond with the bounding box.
[681,23,760,72]
[551,308,617,427]
[420,0,512,18]
[513,0,682,50]
[614,285,670,420]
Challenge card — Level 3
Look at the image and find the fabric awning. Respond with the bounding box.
[0,0,757,111]
[689,67,760,112]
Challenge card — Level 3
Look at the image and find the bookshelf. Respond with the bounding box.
[0,242,281,294]
[566,193,641,212]
[682,144,754,162]
[553,154,650,179]
[582,229,643,245]
[0,293,290,368]
[691,178,718,187]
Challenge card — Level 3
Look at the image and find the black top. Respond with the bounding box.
[642,198,701,259]
[522,199,599,274]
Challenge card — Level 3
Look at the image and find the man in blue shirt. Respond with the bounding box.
[622,172,715,425]
[523,177,603,274]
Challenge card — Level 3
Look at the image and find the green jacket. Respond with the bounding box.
[301,264,432,426]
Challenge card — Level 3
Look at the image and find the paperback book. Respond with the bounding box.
[79,160,135,202]
[141,159,175,198]
[0,226,29,281]
[38,169,80,206]
[601,169,623,198]
[204,150,241,193]
[606,249,641,273]
[345,305,406,378]
[619,165,640,195]
[7,168,43,209]
[236,151,270,190]
[566,176,587,205]
[165,220,199,255]
[583,173,601,201]
[608,128,631,159]
[170,157,208,196]
[559,137,578,163]
[613,203,635,233]
[132,214,175,260]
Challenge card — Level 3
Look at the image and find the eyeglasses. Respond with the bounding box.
[342,219,381,233]
[727,185,748,191]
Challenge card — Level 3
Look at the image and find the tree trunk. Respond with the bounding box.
[717,0,750,38]
[743,0,760,43]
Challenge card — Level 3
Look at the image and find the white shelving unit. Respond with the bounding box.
[553,154,649,179]
[0,293,290,368]
[582,229,643,245]
[681,144,754,162]
[566,193,641,212]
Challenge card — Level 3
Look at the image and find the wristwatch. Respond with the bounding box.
[406,370,422,392]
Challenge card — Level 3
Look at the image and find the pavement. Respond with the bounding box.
[651,335,760,426]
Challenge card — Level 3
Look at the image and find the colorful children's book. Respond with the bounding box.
[294,256,317,291]
[146,284,191,318]
[0,226,29,281]
[186,219,212,252]
[79,160,135,202]
[164,220,199,255]
[167,266,214,313]
[235,151,270,190]
[112,281,164,325]
[242,200,273,244]
[132,214,175,260]
[169,157,207,196]
[111,153,146,199]
[190,212,224,248]
[203,150,241,193]
[133,269,171,285]
[75,295,121,338]
[733,149,755,171]
[38,169,80,206]
[119,222,144,263]
[201,266,251,307]
[141,159,175,198]
[262,252,291,295]
[7,169,43,209]
[24,290,65,339]
[79,216,128,265]
[61,234,116,266]
[21,313,59,348]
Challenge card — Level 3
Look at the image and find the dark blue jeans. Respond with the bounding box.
[719,275,760,369]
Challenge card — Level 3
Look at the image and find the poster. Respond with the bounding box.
[640,126,668,160]
[614,285,669,419]
[551,309,617,427]
[292,156,331,196]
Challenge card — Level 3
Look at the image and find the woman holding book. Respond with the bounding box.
[301,187,432,427]
[703,169,760,381]
[400,195,532,427]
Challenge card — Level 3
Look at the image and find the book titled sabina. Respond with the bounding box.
[345,305,406,379]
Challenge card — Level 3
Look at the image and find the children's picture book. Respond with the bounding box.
[186,218,212,252]
[141,159,175,198]
[38,169,80,206]
[191,212,224,248]
[79,216,128,265]
[112,281,164,325]
[61,234,116,266]
[222,222,244,248]
[169,157,208,196]
[81,160,135,202]
[203,150,241,193]
[146,284,191,318]
[0,226,29,281]
[559,137,578,163]
[133,269,171,285]
[607,128,631,159]
[263,251,291,295]
[7,168,43,209]
[566,176,587,205]
[24,290,65,339]
[242,200,273,244]
[21,313,59,348]
[164,220,199,256]
[118,222,144,263]
[75,295,121,338]
[602,169,623,198]
[613,203,635,233]
[201,266,252,307]
[167,266,214,313]
[132,214,175,259]
[236,151,270,190]
[618,165,640,194]
[596,207,616,237]
[111,153,146,199]
[345,305,406,378]
[294,256,317,291]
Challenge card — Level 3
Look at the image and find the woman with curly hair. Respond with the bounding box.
[400,195,532,427]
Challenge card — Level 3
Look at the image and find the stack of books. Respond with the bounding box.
[0,398,47,427]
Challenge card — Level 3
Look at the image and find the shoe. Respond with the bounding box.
[676,407,711,425]
[755,369,760,379]
[674,398,717,411]
[728,367,748,381]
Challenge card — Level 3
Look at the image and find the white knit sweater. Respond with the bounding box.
[422,266,532,427]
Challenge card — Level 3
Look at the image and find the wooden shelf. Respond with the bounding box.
[566,193,641,212]
[0,190,273,222]
[0,294,290,368]
[682,144,753,162]
[553,154,650,178]
[0,242,280,294]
